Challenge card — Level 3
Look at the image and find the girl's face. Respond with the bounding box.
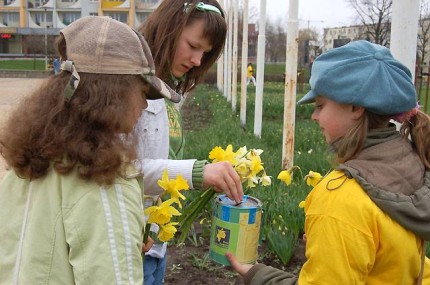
[171,19,213,78]
[311,96,363,144]
[123,83,148,133]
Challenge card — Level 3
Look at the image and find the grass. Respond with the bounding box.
[0,59,46,70]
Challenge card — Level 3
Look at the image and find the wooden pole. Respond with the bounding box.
[223,0,228,97]
[232,0,238,112]
[282,0,299,169]
[253,0,266,138]
[240,0,249,126]
[390,0,420,81]
[227,0,233,102]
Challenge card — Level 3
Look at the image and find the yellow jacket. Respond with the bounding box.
[299,170,426,284]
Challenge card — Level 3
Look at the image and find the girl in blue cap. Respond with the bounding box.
[227,40,430,284]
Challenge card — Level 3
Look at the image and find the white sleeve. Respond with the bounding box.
[140,158,197,195]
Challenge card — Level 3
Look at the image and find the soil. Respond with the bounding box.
[163,236,306,285]
[161,94,307,284]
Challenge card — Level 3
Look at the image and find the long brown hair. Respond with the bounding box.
[335,111,391,163]
[335,110,430,171]
[0,36,147,185]
[139,0,226,93]
[400,110,430,170]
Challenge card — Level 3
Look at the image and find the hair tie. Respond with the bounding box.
[183,2,222,16]
[60,60,80,102]
[392,103,420,123]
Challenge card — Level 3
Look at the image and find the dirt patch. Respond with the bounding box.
[164,236,305,284]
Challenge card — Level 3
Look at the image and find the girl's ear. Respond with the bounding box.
[352,106,365,120]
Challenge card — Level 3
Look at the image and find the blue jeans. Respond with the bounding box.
[143,253,167,285]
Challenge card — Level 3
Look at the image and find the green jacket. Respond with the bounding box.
[0,167,144,284]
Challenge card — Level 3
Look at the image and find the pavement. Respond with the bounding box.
[0,78,44,179]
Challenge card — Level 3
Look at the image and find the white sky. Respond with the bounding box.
[248,0,357,31]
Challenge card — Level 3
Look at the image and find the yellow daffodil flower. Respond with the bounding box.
[208,144,236,164]
[298,200,306,208]
[305,171,323,187]
[145,198,181,225]
[158,222,179,242]
[249,156,264,176]
[157,169,189,208]
[260,174,272,186]
[277,170,292,186]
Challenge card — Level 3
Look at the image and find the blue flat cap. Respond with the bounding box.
[298,40,417,115]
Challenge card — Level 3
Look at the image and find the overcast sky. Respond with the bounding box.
[248,0,356,31]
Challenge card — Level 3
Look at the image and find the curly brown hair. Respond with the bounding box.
[138,0,226,93]
[0,72,146,185]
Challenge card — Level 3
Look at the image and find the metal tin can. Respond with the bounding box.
[209,195,262,265]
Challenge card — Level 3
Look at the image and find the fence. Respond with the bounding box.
[415,65,430,113]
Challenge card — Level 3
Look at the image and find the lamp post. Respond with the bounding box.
[44,7,48,70]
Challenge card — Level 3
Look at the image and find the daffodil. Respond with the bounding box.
[158,222,179,242]
[249,155,264,176]
[305,171,323,187]
[157,169,189,208]
[298,200,306,208]
[277,166,300,186]
[260,173,272,186]
[145,198,181,225]
[208,144,236,164]
[277,170,292,185]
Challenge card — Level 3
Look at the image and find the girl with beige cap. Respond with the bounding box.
[0,16,179,284]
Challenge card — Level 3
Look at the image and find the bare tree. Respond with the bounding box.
[298,28,320,69]
[265,18,286,62]
[418,1,430,66]
[348,0,392,46]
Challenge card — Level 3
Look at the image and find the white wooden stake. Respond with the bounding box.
[227,0,233,102]
[240,0,249,126]
[390,0,420,81]
[253,0,266,138]
[232,0,239,112]
[282,0,299,169]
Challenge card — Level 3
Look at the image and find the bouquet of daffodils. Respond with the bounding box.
[143,169,189,254]
[177,144,271,243]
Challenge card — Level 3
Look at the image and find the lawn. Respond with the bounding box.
[0,59,46,70]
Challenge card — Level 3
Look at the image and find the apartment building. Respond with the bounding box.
[322,24,368,52]
[0,0,160,54]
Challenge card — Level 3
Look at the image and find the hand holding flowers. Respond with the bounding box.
[177,144,271,243]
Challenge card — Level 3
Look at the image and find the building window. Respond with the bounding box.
[35,11,52,25]
[2,13,19,25]
[105,12,127,23]
[4,0,14,5]
[141,0,158,4]
[34,0,45,7]
[136,13,148,23]
[63,13,80,25]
